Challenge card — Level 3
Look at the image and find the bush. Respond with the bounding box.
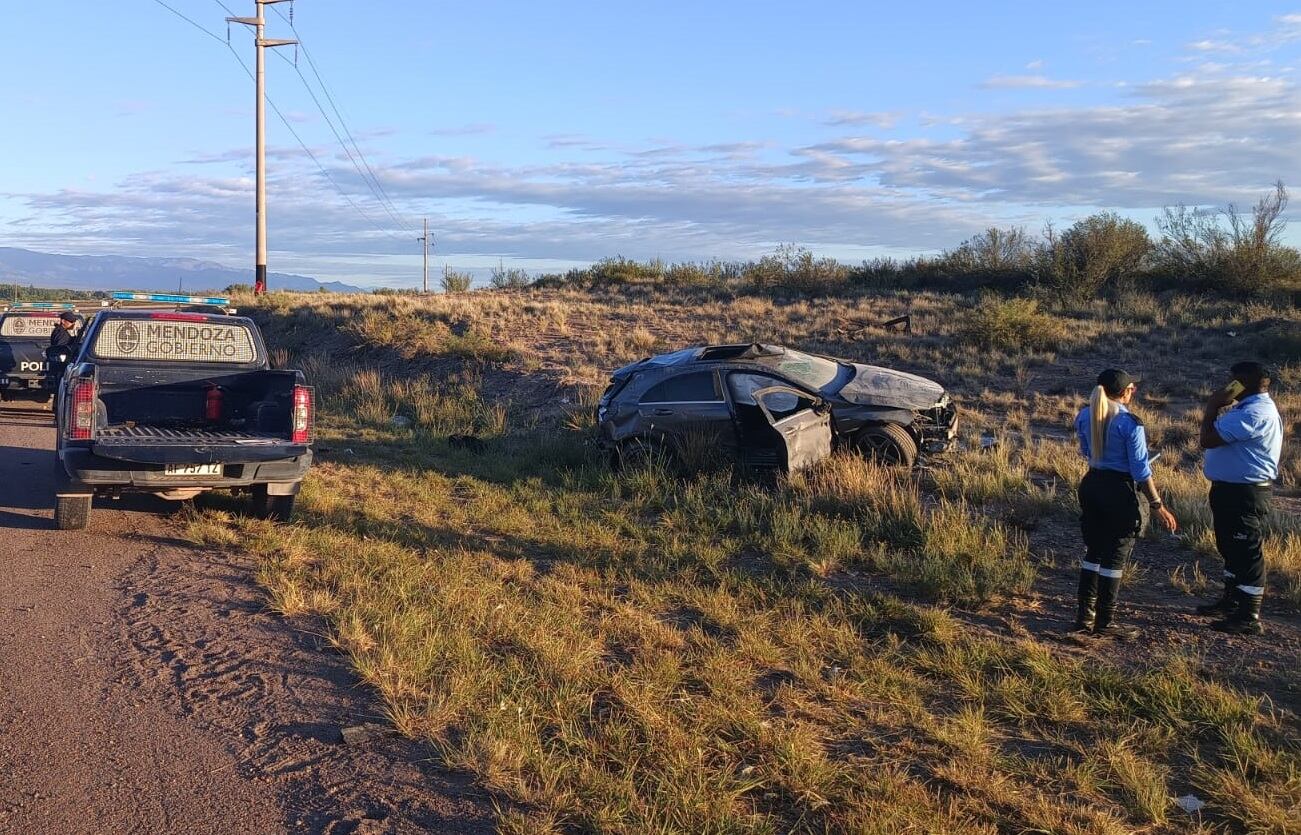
[440,267,474,294]
[957,296,1067,352]
[1155,182,1301,296]
[743,244,849,294]
[488,265,532,290]
[1037,212,1151,299]
[944,227,1037,272]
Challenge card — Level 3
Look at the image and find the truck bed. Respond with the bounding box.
[89,423,308,465]
[96,425,278,444]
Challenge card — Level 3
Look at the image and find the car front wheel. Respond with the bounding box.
[855,423,918,468]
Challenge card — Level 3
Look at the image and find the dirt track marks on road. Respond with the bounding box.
[0,404,493,834]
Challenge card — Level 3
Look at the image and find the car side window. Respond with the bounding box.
[729,373,793,407]
[639,371,723,403]
[756,388,818,421]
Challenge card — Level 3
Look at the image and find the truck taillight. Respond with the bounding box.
[205,385,224,422]
[70,380,95,440]
[292,385,313,444]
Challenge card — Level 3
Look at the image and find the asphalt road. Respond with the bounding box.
[0,402,492,834]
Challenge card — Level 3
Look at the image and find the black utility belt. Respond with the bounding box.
[1211,481,1273,489]
[1087,468,1134,481]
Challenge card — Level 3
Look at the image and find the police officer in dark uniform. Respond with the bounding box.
[47,311,78,356]
[46,311,80,379]
[1072,369,1179,638]
[1196,361,1283,635]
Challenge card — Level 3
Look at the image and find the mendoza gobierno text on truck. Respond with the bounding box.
[52,297,314,530]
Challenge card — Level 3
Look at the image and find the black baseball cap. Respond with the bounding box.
[1097,369,1138,396]
[58,311,78,323]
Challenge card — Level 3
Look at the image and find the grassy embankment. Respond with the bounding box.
[188,283,1300,833]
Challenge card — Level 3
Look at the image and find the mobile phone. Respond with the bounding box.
[1223,380,1245,400]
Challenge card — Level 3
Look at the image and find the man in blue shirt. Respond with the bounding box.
[1197,361,1284,635]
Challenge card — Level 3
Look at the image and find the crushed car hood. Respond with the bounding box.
[836,364,946,410]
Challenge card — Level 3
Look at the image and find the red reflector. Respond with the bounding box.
[70,380,95,440]
[148,312,209,322]
[291,385,314,444]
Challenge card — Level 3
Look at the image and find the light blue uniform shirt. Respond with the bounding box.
[1074,403,1153,482]
[1203,393,1283,484]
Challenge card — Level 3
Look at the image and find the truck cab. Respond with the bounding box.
[52,292,314,529]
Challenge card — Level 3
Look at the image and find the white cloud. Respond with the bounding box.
[824,110,899,129]
[979,74,1083,90]
[812,72,1301,209]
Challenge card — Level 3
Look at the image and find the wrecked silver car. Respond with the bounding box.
[597,343,957,471]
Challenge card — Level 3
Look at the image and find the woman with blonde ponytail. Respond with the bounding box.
[1071,370,1178,639]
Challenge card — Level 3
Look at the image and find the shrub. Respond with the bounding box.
[743,244,850,294]
[1037,212,1151,299]
[590,256,664,286]
[942,227,1037,276]
[440,267,474,294]
[1155,182,1301,296]
[488,265,532,290]
[957,296,1067,352]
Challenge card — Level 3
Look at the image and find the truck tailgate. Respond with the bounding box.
[92,425,309,464]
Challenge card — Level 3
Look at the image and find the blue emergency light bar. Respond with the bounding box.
[111,292,232,306]
[12,302,78,310]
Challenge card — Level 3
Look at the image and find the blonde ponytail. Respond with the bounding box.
[1088,385,1114,465]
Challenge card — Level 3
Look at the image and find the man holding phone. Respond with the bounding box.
[1197,361,1284,635]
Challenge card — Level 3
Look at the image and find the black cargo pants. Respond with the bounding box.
[1079,469,1148,579]
[1209,482,1271,598]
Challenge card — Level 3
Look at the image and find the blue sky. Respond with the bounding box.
[2,1,1299,287]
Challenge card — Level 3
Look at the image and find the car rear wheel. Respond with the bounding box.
[855,423,918,468]
[251,485,297,522]
[55,494,91,530]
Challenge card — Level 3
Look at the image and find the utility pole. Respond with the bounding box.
[228,1,297,295]
[417,218,432,293]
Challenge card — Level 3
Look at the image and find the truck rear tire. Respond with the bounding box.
[855,423,918,468]
[252,485,297,522]
[55,494,91,530]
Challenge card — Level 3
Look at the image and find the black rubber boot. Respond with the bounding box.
[1211,590,1264,635]
[1195,579,1236,617]
[1093,576,1139,640]
[1071,571,1098,633]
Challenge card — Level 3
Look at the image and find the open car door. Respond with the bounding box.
[752,386,833,472]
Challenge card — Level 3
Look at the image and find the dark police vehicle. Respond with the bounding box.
[0,303,87,405]
[53,293,314,530]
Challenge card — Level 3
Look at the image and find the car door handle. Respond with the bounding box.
[653,408,675,416]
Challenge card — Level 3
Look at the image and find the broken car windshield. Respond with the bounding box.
[771,350,841,390]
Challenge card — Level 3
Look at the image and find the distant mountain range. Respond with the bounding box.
[0,247,363,294]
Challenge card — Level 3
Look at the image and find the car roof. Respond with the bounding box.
[647,343,786,366]
[614,343,802,379]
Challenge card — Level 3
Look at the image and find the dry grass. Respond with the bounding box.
[192,285,1301,832]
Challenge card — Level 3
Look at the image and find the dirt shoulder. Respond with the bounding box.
[0,403,493,834]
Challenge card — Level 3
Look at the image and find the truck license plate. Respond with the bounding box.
[164,463,221,476]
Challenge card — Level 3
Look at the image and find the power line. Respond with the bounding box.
[272,49,417,234]
[147,0,410,242]
[224,42,410,242]
[267,4,415,233]
[149,0,226,43]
